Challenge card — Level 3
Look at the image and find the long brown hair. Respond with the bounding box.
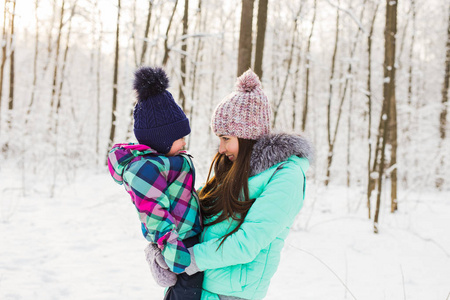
[199,138,257,248]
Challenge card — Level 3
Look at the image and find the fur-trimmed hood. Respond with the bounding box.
[249,133,313,177]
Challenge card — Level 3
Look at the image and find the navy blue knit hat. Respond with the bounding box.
[133,66,190,154]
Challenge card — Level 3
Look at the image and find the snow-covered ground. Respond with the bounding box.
[1,168,449,300]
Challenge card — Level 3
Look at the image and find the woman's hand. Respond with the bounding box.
[144,243,177,287]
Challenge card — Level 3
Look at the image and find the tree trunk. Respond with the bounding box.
[403,0,416,188]
[437,3,450,188]
[237,0,255,77]
[386,0,398,213]
[272,5,303,128]
[54,2,76,134]
[186,0,203,149]
[366,2,379,219]
[132,0,138,66]
[440,4,450,141]
[179,0,189,111]
[25,0,40,125]
[347,83,353,187]
[108,0,121,152]
[149,4,163,64]
[140,0,153,65]
[253,0,268,80]
[7,0,15,129]
[406,0,416,137]
[95,0,103,165]
[373,99,390,233]
[373,76,392,232]
[162,0,179,66]
[302,0,317,132]
[189,0,203,103]
[374,0,398,232]
[43,0,57,73]
[330,1,367,187]
[0,0,9,129]
[324,0,340,186]
[49,0,65,130]
[291,31,303,131]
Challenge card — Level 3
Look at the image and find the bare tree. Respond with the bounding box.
[302,0,317,132]
[162,0,179,66]
[149,4,163,64]
[49,0,66,130]
[0,0,9,129]
[189,0,203,104]
[43,0,57,72]
[179,0,189,111]
[186,0,202,149]
[291,42,302,131]
[291,8,304,132]
[272,4,303,127]
[7,0,15,129]
[324,1,367,186]
[346,82,354,188]
[387,0,398,213]
[437,3,450,188]
[25,0,40,125]
[324,0,340,186]
[366,2,380,219]
[140,0,153,65]
[402,0,416,188]
[407,0,416,134]
[131,0,139,67]
[108,0,121,152]
[373,98,390,233]
[254,0,268,79]
[54,1,77,134]
[94,0,103,165]
[237,0,255,76]
[374,0,398,233]
[332,1,368,187]
[440,4,450,141]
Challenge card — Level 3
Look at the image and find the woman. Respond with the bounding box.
[150,69,312,300]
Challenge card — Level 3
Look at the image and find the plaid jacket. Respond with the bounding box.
[108,143,202,273]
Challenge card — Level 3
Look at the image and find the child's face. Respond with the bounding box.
[218,135,239,162]
[166,137,186,156]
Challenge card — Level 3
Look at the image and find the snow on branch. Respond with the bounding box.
[324,0,366,34]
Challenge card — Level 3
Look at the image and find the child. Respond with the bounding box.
[107,66,203,300]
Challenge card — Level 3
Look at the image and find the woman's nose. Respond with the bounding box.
[219,141,225,154]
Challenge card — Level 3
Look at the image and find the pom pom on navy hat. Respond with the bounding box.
[133,66,169,101]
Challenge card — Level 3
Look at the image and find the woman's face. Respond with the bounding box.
[218,135,239,162]
[166,137,186,156]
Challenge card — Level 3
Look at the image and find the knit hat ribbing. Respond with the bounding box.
[211,69,272,140]
[133,66,190,154]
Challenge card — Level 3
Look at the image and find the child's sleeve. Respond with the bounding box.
[124,159,190,274]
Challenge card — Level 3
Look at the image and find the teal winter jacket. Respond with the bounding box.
[193,133,313,300]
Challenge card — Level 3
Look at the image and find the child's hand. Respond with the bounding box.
[184,247,201,275]
[144,243,177,287]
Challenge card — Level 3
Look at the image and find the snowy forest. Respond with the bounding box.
[0,0,449,299]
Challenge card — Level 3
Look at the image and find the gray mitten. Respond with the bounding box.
[144,243,177,287]
[184,247,201,276]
